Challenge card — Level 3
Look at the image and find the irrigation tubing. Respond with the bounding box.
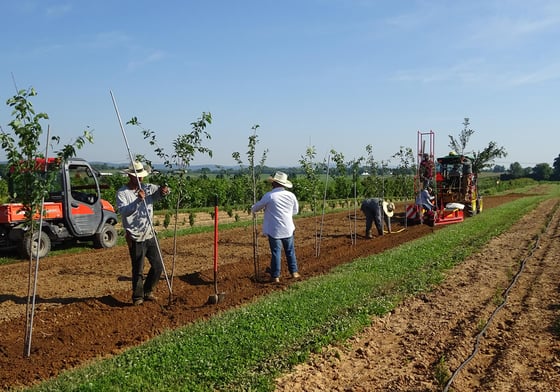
[443,202,559,392]
[24,125,50,357]
[317,153,330,258]
[109,90,172,296]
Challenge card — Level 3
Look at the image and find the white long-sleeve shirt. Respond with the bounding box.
[251,187,298,239]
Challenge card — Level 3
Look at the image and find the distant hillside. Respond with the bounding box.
[88,162,297,173]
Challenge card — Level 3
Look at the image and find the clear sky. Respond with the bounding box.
[1,0,559,169]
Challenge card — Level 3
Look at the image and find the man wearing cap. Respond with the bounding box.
[360,198,394,238]
[251,171,300,283]
[116,161,170,306]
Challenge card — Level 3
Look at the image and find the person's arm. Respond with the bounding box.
[143,184,166,204]
[251,195,267,213]
[116,190,142,218]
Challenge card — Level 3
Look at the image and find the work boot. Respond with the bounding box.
[366,230,373,239]
[144,292,157,301]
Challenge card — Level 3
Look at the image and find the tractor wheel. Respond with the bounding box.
[93,223,117,249]
[465,201,476,217]
[20,230,51,259]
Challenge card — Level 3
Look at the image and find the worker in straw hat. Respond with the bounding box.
[116,160,170,306]
[360,198,394,238]
[251,171,300,283]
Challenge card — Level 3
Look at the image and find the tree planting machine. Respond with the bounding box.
[406,130,483,226]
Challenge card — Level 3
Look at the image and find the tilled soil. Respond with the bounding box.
[276,196,560,391]
[0,193,556,390]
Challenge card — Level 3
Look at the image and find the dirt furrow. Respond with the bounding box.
[451,202,560,391]
[275,198,560,391]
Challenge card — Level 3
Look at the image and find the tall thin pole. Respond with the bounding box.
[24,125,50,357]
[109,90,172,296]
[251,130,260,282]
[351,172,357,246]
[317,154,330,257]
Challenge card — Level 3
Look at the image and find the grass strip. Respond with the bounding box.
[25,192,552,392]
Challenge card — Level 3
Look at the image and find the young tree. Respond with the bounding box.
[448,118,474,156]
[232,125,269,206]
[448,118,507,174]
[329,149,351,199]
[361,144,381,198]
[128,113,213,297]
[347,155,364,245]
[128,113,213,208]
[298,145,322,213]
[298,145,328,253]
[232,125,268,281]
[392,146,415,199]
[0,87,93,357]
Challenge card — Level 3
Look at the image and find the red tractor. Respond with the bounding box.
[0,158,118,258]
[407,131,482,226]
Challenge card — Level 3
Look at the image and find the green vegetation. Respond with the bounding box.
[24,187,555,392]
[434,355,451,387]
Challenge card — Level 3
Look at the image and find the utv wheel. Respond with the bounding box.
[20,231,51,259]
[93,223,117,249]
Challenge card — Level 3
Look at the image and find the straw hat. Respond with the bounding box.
[382,200,395,217]
[123,161,149,178]
[268,171,293,188]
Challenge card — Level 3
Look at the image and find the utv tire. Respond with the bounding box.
[20,231,51,259]
[93,223,117,249]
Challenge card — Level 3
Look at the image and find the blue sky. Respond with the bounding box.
[1,0,559,169]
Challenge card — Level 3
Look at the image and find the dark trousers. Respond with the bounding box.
[128,237,163,301]
[361,200,390,236]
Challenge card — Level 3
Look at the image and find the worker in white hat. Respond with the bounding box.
[116,160,170,306]
[251,171,300,283]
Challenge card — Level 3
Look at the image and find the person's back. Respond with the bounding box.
[256,186,298,239]
[251,172,300,282]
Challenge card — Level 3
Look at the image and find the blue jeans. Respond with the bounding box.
[267,235,298,278]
